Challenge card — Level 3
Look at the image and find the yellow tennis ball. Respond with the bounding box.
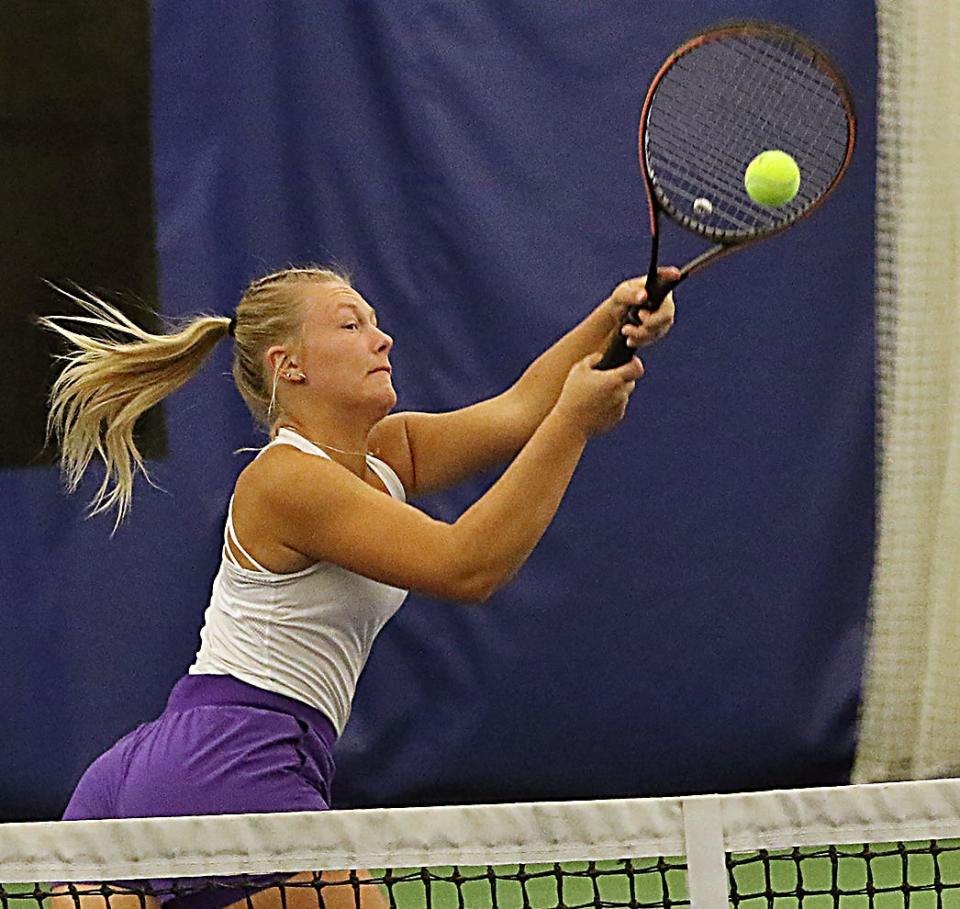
[744,150,801,207]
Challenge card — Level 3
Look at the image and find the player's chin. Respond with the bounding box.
[369,384,398,414]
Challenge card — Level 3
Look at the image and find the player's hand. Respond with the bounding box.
[554,352,645,438]
[605,267,680,348]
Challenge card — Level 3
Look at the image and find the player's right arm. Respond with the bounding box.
[252,354,644,604]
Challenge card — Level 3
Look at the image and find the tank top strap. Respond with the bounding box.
[222,431,333,576]
[269,427,335,462]
[223,494,272,574]
[365,455,406,502]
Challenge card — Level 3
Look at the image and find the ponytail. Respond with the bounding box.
[36,286,230,530]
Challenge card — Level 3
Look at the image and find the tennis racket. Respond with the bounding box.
[598,20,856,370]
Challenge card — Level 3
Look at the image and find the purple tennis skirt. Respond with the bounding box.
[61,673,338,909]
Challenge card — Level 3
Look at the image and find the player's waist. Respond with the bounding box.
[167,672,338,746]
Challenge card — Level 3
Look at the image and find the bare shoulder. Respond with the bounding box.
[236,443,340,508]
[229,445,341,573]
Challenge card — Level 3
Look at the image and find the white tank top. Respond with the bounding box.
[189,427,410,735]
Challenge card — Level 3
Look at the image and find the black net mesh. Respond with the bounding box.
[0,860,691,909]
[728,839,960,907]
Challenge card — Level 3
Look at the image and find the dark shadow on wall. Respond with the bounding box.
[0,0,164,469]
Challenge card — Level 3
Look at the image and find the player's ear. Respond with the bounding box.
[265,345,301,374]
[264,346,283,374]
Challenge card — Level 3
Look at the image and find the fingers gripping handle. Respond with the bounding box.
[595,273,677,371]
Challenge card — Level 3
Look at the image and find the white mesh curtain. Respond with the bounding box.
[853,0,960,782]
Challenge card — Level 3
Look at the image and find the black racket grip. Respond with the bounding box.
[595,278,673,371]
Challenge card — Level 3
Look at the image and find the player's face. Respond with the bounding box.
[297,282,396,414]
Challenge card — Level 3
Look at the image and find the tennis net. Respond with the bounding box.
[3,778,960,908]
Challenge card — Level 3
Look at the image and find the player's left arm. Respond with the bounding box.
[370,274,677,498]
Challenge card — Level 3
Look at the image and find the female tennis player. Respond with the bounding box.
[41,265,676,909]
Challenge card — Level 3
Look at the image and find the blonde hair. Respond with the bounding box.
[37,266,349,530]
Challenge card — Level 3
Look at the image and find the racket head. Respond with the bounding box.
[639,20,856,265]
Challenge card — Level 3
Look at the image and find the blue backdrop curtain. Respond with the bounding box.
[0,0,876,819]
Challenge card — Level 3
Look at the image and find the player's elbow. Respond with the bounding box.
[452,558,522,604]
[434,563,495,604]
[442,538,502,605]
[440,519,531,604]
[453,570,499,605]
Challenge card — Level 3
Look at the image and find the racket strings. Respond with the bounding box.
[730,38,850,156]
[648,138,765,232]
[666,41,845,175]
[650,93,839,209]
[722,36,846,138]
[733,35,838,100]
[644,28,853,239]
